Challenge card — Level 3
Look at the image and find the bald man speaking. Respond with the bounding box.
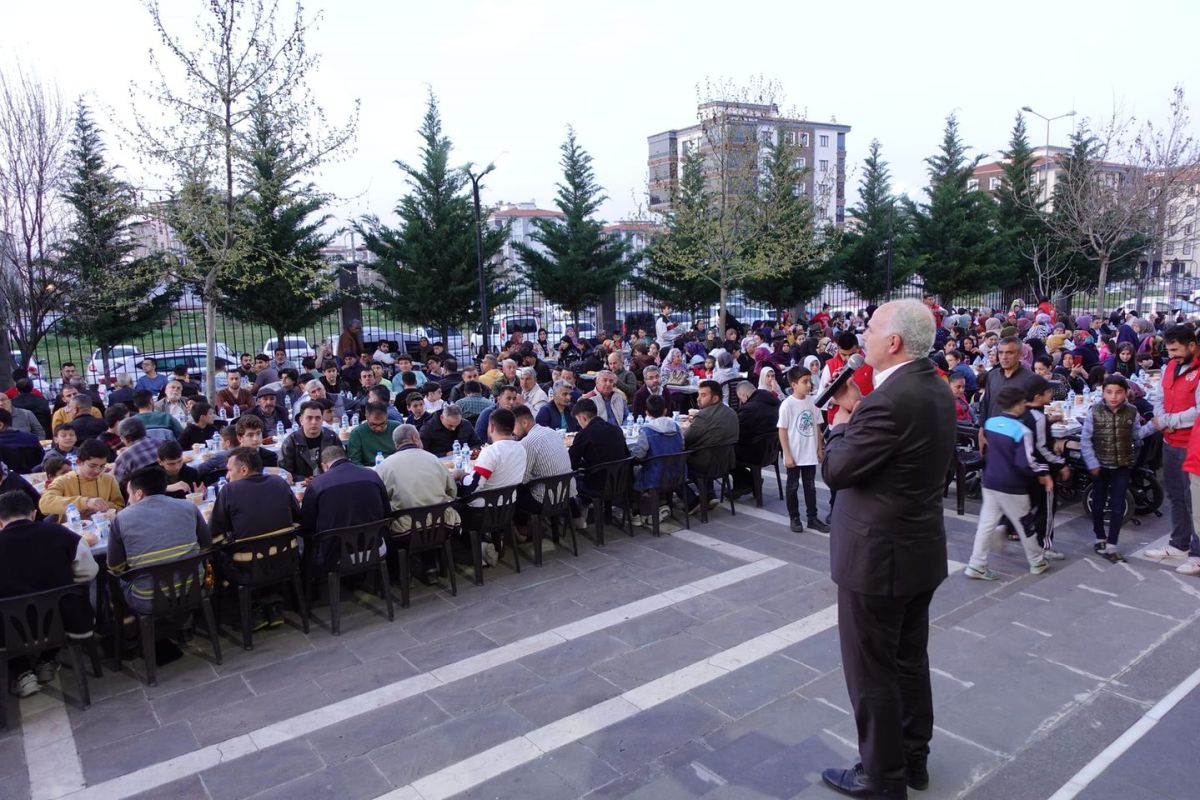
[819,299,956,800]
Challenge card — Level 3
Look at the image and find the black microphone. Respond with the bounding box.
[815,353,865,408]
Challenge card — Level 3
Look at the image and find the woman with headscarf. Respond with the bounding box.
[661,347,691,385]
[802,355,821,395]
[1073,331,1100,370]
[751,345,774,381]
[1104,342,1140,379]
[770,338,792,371]
[758,366,786,401]
[712,349,740,384]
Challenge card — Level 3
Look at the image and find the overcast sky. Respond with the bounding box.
[5,0,1197,237]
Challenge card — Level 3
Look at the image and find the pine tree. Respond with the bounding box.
[739,133,834,314]
[831,139,905,304]
[218,97,340,352]
[57,101,177,383]
[902,114,1001,304]
[515,127,631,329]
[994,114,1043,295]
[635,150,719,315]
[356,92,510,340]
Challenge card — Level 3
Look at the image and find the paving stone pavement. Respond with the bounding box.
[2,478,1197,800]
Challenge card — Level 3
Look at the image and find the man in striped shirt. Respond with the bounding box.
[108,466,211,613]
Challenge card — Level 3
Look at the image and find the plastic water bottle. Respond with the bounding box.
[210,432,220,451]
[453,450,463,470]
[205,484,216,502]
[340,413,349,429]
[1065,389,1075,410]
[637,415,645,431]
[351,413,360,427]
[452,441,462,460]
[67,452,78,469]
[65,503,81,529]
[232,404,239,418]
[218,407,227,420]
[275,421,285,439]
[374,451,384,467]
[94,516,109,545]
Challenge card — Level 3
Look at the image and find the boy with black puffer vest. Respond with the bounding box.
[965,385,1055,580]
[1081,374,1159,563]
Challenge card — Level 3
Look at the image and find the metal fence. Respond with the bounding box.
[28,269,1200,385]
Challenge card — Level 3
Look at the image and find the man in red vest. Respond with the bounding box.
[818,332,874,426]
[1149,326,1200,575]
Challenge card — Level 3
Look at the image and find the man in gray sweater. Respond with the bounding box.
[108,466,212,613]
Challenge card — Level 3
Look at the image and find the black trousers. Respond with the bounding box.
[785,465,817,521]
[837,585,936,784]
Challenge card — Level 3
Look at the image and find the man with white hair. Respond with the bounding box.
[491,358,519,396]
[517,367,549,415]
[606,351,637,401]
[818,299,956,799]
[581,370,628,426]
[295,378,343,419]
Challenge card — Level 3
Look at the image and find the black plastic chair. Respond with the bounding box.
[577,457,635,547]
[523,473,578,564]
[737,431,784,508]
[688,443,737,523]
[458,485,520,586]
[218,527,307,651]
[0,584,101,725]
[109,550,221,686]
[388,501,459,607]
[637,451,690,536]
[312,520,394,636]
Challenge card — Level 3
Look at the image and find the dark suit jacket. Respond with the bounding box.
[631,386,673,419]
[822,358,955,597]
[419,413,481,456]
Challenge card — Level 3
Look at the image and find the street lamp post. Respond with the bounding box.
[463,162,497,356]
[1020,106,1077,204]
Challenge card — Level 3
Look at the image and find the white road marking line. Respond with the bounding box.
[1076,584,1119,597]
[821,727,860,752]
[377,605,841,800]
[1116,561,1145,581]
[52,531,784,800]
[930,666,976,688]
[1107,600,1179,622]
[735,504,830,537]
[1011,621,1053,638]
[1048,664,1200,800]
[1166,571,1200,600]
[932,724,1008,758]
[1017,591,1052,602]
[21,699,85,800]
[810,696,851,715]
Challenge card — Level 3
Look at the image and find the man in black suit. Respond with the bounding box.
[820,299,956,800]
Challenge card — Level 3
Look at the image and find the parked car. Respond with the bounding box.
[87,345,142,386]
[470,313,542,353]
[261,336,313,363]
[179,341,239,365]
[546,321,598,345]
[133,347,234,388]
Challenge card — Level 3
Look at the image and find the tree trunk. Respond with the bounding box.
[0,327,13,392]
[718,267,728,339]
[1095,256,1110,318]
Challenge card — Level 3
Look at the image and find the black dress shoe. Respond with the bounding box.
[907,759,929,791]
[821,763,907,800]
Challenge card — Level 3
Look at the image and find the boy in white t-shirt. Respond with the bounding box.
[458,407,527,566]
[777,365,828,534]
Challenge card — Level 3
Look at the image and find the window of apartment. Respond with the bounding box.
[989,177,1002,191]
[793,184,806,197]
[800,133,809,147]
[1188,204,1196,217]
[794,157,806,169]
[819,159,829,171]
[967,178,979,191]
[1166,243,1175,255]
[819,134,829,147]
[1187,223,1194,235]
[1170,224,1178,236]
[784,131,796,145]
[1186,243,1194,256]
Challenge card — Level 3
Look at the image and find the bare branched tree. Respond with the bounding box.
[0,65,70,388]
[653,77,832,325]
[132,0,357,397]
[1046,87,1200,315]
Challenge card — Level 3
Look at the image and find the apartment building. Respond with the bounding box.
[647,101,849,226]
